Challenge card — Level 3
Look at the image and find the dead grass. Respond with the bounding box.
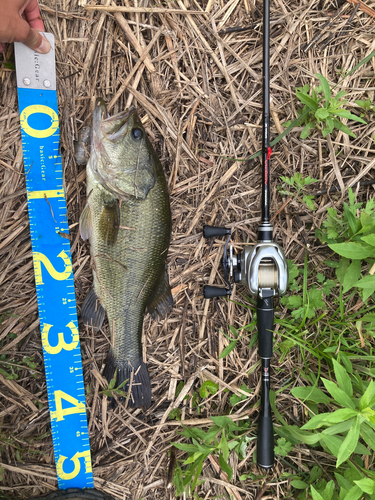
[0,0,375,498]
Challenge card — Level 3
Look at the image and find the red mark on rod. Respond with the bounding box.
[264,147,271,185]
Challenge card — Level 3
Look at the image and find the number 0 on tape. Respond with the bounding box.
[15,34,94,490]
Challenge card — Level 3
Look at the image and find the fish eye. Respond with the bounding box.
[131,128,143,140]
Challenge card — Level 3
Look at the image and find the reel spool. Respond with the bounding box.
[203,225,288,300]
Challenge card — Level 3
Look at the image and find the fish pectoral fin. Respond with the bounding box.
[74,125,91,165]
[81,286,106,330]
[99,200,120,246]
[79,203,93,241]
[147,266,173,319]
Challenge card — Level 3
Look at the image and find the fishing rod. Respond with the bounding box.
[203,0,288,469]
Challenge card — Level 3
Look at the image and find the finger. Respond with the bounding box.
[23,0,45,31]
[20,25,51,53]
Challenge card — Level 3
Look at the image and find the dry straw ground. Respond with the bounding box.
[0,0,375,498]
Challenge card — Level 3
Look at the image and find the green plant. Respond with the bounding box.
[172,416,251,496]
[100,372,129,398]
[0,354,39,380]
[279,172,319,210]
[280,358,375,500]
[199,380,219,398]
[316,188,375,301]
[356,98,375,116]
[280,255,334,324]
[284,73,366,139]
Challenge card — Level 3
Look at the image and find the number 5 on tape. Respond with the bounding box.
[15,34,94,490]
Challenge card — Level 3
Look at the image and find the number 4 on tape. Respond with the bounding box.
[14,34,94,490]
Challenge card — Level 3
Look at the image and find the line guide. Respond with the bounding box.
[15,34,94,490]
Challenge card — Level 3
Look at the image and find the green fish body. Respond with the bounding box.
[79,100,172,408]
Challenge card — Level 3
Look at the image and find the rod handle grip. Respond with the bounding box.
[257,299,274,358]
[204,285,230,299]
[203,225,231,239]
[257,415,274,469]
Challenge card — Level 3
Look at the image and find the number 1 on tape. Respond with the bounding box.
[15,34,94,490]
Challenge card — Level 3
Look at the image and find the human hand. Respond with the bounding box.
[0,0,51,53]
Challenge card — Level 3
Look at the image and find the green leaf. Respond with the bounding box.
[108,373,117,390]
[354,478,375,494]
[336,416,360,467]
[199,380,219,398]
[280,424,322,445]
[300,121,315,139]
[219,452,233,481]
[321,434,342,457]
[359,380,375,411]
[308,288,325,310]
[281,295,303,309]
[321,378,355,409]
[303,194,315,210]
[311,485,324,500]
[291,480,308,489]
[322,419,357,437]
[361,423,375,451]
[342,260,362,293]
[315,73,332,103]
[343,203,360,235]
[211,416,239,430]
[354,274,375,289]
[291,386,331,404]
[301,414,331,430]
[361,313,375,322]
[333,359,353,397]
[172,442,199,453]
[331,118,356,138]
[342,485,363,500]
[296,91,319,112]
[218,430,229,461]
[219,340,237,359]
[361,234,375,246]
[322,279,335,295]
[323,480,335,500]
[274,437,294,457]
[315,108,330,120]
[332,109,367,124]
[336,258,350,284]
[302,409,358,430]
[328,242,375,259]
[335,472,353,491]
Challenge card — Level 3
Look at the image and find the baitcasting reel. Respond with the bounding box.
[203,224,288,300]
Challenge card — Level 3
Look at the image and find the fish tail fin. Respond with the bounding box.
[103,350,152,409]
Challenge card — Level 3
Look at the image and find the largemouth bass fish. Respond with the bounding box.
[79,99,172,408]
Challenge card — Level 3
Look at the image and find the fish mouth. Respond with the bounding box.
[93,99,136,140]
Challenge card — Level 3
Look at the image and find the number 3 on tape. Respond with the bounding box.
[15,34,94,490]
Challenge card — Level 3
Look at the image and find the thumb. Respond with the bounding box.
[22,27,51,54]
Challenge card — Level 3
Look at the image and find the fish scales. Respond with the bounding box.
[79,100,172,408]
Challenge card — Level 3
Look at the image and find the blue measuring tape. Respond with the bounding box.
[15,34,94,490]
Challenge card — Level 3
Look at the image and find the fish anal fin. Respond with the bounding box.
[81,286,105,330]
[79,203,93,241]
[147,266,173,320]
[99,200,120,246]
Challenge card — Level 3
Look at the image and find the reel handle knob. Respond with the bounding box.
[203,225,231,239]
[204,285,231,299]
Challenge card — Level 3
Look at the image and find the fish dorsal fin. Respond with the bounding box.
[99,200,120,246]
[81,286,106,330]
[147,266,173,319]
[79,203,93,241]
